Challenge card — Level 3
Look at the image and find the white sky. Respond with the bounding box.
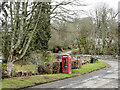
[74,0,120,18]
[83,0,119,11]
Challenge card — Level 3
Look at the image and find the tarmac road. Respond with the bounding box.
[23,59,118,89]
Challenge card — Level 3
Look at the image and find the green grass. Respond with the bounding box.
[2,61,107,89]
[2,74,77,89]
[0,82,2,90]
[2,63,7,70]
[2,63,37,72]
[72,61,107,74]
[14,64,36,72]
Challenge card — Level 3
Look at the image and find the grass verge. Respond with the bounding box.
[0,82,2,90]
[14,64,36,72]
[72,61,107,74]
[2,61,107,89]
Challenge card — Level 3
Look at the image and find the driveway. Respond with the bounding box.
[23,59,118,89]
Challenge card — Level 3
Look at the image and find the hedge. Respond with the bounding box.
[72,59,82,69]
[38,62,53,74]
[2,59,82,78]
[38,59,82,74]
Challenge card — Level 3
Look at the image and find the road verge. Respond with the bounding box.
[2,61,108,89]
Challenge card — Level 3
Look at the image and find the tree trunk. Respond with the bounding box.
[7,54,15,76]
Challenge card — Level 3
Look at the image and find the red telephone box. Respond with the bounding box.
[62,54,72,74]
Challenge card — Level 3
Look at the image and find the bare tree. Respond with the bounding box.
[89,2,118,55]
[1,0,86,76]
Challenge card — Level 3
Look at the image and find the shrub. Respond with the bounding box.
[90,57,98,63]
[72,60,77,69]
[27,52,43,65]
[68,45,72,50]
[61,48,64,52]
[22,71,28,77]
[2,63,7,70]
[56,55,61,61]
[99,52,104,55]
[73,44,78,49]
[43,54,53,62]
[53,46,62,53]
[17,72,22,77]
[38,62,53,74]
[38,59,82,74]
[28,71,32,76]
[63,47,68,50]
[71,49,79,55]
[83,60,89,64]
[61,45,68,50]
[60,61,62,73]
[72,59,82,69]
[52,61,60,73]
[44,62,53,74]
[2,70,8,79]
[77,59,82,68]
[38,63,45,74]
[53,47,59,53]
[2,63,9,78]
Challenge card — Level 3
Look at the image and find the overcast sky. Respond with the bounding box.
[83,0,119,11]
[73,0,120,18]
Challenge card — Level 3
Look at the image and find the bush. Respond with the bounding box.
[38,63,46,74]
[60,61,62,73]
[72,60,78,69]
[61,45,68,50]
[2,63,7,70]
[68,45,72,50]
[71,49,79,55]
[53,47,59,53]
[73,44,78,49]
[99,52,104,55]
[63,47,68,50]
[83,60,90,64]
[43,54,53,62]
[52,61,60,73]
[38,62,53,74]
[77,59,82,68]
[2,63,8,79]
[53,46,62,53]
[90,57,98,63]
[2,70,8,79]
[44,62,53,74]
[15,72,22,77]
[72,59,82,69]
[38,59,82,74]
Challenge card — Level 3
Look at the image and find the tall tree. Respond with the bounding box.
[1,2,48,75]
[31,2,51,52]
[1,0,86,76]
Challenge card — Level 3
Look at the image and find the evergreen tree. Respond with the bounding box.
[31,2,51,52]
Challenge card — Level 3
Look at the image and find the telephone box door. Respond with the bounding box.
[62,55,72,74]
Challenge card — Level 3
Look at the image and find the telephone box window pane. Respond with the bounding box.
[63,59,67,72]
[69,59,71,72]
